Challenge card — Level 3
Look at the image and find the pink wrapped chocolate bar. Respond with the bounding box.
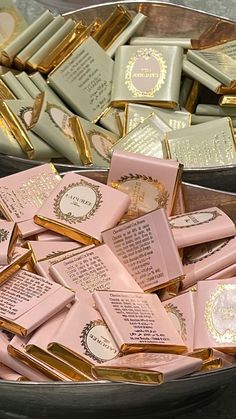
[50,244,142,305]
[182,237,236,290]
[93,291,187,354]
[194,279,236,353]
[48,301,119,379]
[92,352,202,384]
[169,204,236,248]
[0,246,32,286]
[0,362,26,381]
[107,150,182,218]
[34,172,130,245]
[163,291,195,352]
[17,309,89,381]
[0,163,61,238]
[0,331,49,381]
[0,269,75,336]
[102,208,184,291]
[28,240,82,280]
[0,221,19,265]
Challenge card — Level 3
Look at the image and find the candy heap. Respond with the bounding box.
[0,161,234,384]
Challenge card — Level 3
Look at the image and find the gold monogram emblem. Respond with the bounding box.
[125,48,167,97]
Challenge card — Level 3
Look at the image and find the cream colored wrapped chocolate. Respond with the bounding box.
[111,45,183,108]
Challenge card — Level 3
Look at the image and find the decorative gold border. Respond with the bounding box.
[164,303,187,342]
[169,209,221,230]
[205,284,236,343]
[53,179,103,225]
[18,106,33,129]
[111,174,169,210]
[80,319,117,364]
[125,48,167,98]
[87,129,113,163]
[46,103,73,139]
[183,238,230,266]
[0,8,24,48]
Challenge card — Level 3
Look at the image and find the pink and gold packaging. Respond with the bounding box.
[92,352,202,384]
[0,331,49,381]
[107,150,182,218]
[93,291,187,354]
[34,172,131,245]
[0,246,32,286]
[50,244,142,304]
[27,240,82,280]
[48,301,119,379]
[163,291,195,352]
[194,279,236,353]
[0,221,19,265]
[0,163,61,238]
[24,309,90,381]
[0,362,26,381]
[0,269,75,336]
[182,237,236,290]
[169,205,236,248]
[102,208,184,292]
[36,231,76,241]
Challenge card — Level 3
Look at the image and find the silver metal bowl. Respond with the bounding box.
[1,169,236,418]
[2,1,236,191]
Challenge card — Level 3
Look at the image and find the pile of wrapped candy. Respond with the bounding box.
[0,4,236,168]
[0,4,235,385]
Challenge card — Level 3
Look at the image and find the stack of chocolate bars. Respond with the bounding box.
[0,159,234,385]
[0,4,236,169]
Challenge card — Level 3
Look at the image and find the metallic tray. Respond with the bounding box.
[2,0,236,191]
[1,169,236,418]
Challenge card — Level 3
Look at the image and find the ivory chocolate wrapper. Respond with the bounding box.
[111,45,183,108]
[130,37,192,48]
[1,72,32,99]
[48,36,114,122]
[166,117,236,168]
[182,57,222,93]
[110,114,170,159]
[16,72,41,98]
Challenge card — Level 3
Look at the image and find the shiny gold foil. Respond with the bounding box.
[0,79,16,100]
[92,366,163,384]
[26,345,90,381]
[219,95,236,107]
[120,343,187,355]
[37,20,87,74]
[93,5,132,50]
[0,249,31,287]
[0,101,34,158]
[184,80,201,114]
[201,358,223,371]
[28,91,44,129]
[34,215,100,246]
[69,116,93,166]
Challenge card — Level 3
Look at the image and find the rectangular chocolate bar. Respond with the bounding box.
[182,237,236,290]
[110,114,171,159]
[48,301,119,379]
[0,246,32,286]
[169,204,236,248]
[34,172,130,245]
[194,279,236,352]
[130,37,192,48]
[50,244,142,305]
[93,291,187,354]
[0,220,18,265]
[166,117,236,167]
[0,330,49,381]
[48,36,114,122]
[163,291,195,352]
[0,362,26,381]
[92,352,202,384]
[107,150,182,217]
[0,269,75,336]
[0,163,61,238]
[102,208,184,292]
[111,45,183,108]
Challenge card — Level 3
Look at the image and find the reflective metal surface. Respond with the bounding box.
[2,1,236,191]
